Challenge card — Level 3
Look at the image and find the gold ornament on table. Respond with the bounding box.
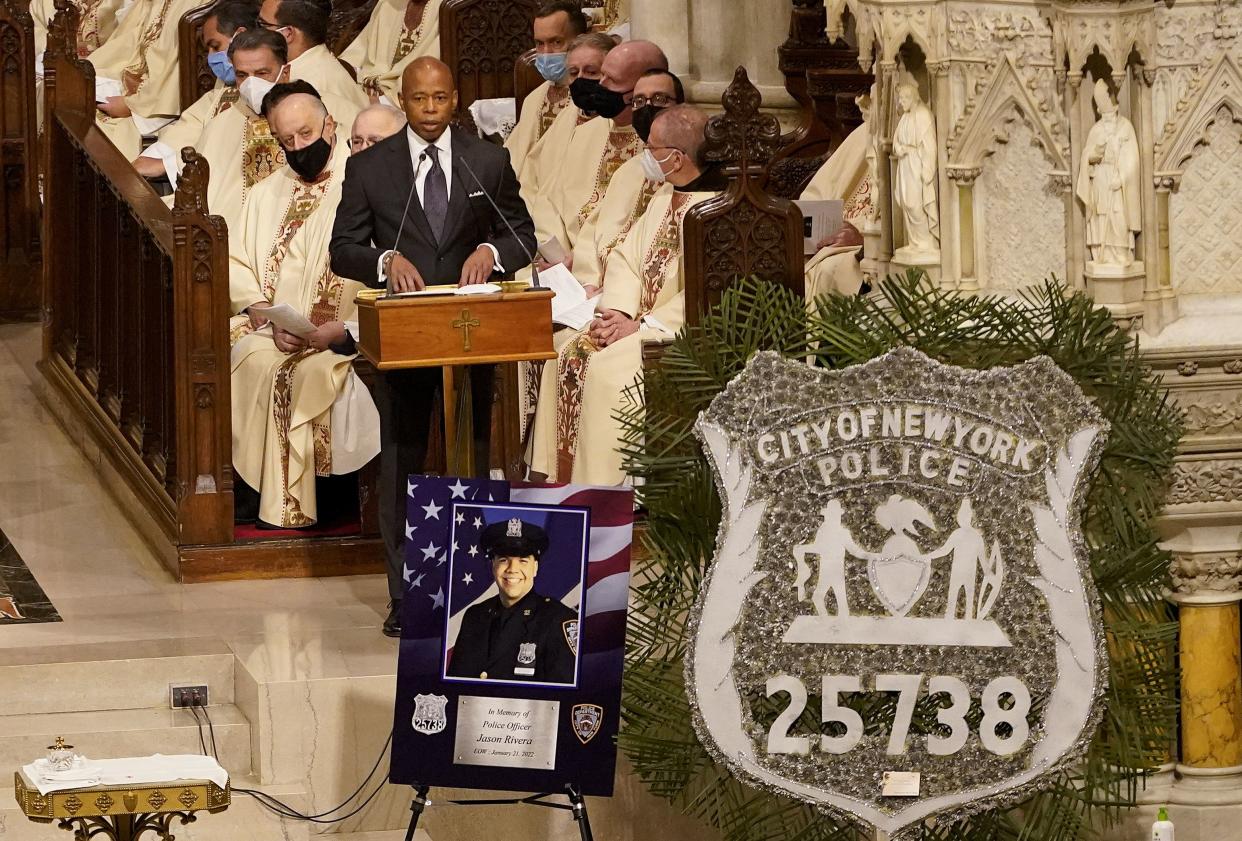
[45,737,76,771]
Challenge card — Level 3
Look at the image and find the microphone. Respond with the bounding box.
[387,151,428,295]
[458,154,541,289]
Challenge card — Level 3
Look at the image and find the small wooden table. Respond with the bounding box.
[14,770,230,840]
[355,287,556,475]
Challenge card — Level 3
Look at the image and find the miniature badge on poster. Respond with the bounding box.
[391,477,634,795]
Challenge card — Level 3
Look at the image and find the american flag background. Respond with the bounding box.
[392,475,635,795]
[442,502,590,683]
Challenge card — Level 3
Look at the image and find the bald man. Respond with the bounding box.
[329,58,535,636]
[350,104,407,153]
[529,104,726,486]
[230,83,380,531]
[521,39,668,255]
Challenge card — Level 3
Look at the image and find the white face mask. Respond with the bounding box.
[640,148,677,183]
[239,74,277,114]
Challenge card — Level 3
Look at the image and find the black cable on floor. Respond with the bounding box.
[184,697,396,824]
[195,698,219,761]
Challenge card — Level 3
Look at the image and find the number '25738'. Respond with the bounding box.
[766,674,1033,757]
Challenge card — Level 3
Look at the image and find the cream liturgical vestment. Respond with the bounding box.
[529,187,716,485]
[288,44,369,111]
[89,0,205,158]
[522,108,642,250]
[802,123,874,299]
[33,0,123,59]
[505,80,571,182]
[229,140,380,528]
[570,154,659,289]
[341,0,442,103]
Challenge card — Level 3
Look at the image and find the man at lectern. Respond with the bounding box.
[328,57,536,638]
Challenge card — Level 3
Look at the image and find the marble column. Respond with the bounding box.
[631,0,797,112]
[1176,595,1242,768]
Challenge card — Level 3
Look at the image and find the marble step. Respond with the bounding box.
[0,638,234,714]
[0,779,309,841]
[332,832,433,840]
[0,705,251,778]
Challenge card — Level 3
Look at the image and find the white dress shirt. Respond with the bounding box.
[378,127,502,285]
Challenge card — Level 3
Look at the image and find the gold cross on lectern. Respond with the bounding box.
[452,309,481,351]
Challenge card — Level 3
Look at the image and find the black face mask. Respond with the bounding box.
[631,104,667,144]
[569,77,601,113]
[590,84,629,119]
[285,119,332,181]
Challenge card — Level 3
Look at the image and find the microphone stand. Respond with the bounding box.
[458,155,541,289]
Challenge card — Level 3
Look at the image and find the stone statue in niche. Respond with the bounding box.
[892,79,940,258]
[1075,80,1142,270]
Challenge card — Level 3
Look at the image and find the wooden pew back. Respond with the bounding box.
[0,0,41,317]
[440,0,538,112]
[683,67,805,323]
[43,0,234,549]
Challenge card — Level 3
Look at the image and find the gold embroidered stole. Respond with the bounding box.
[844,174,874,223]
[75,0,108,55]
[121,0,174,95]
[214,87,240,116]
[637,192,691,314]
[539,85,570,137]
[575,126,640,227]
[361,1,427,97]
[597,180,658,285]
[261,176,332,300]
[241,116,286,194]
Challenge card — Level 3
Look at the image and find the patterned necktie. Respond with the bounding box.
[423,144,448,243]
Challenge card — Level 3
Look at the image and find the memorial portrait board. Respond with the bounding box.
[689,349,1109,835]
[392,477,634,796]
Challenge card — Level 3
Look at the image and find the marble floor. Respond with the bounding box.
[0,323,718,841]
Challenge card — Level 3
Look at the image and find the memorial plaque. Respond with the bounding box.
[453,696,561,770]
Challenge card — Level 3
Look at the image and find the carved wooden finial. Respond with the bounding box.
[46,0,81,63]
[173,148,210,213]
[704,67,783,175]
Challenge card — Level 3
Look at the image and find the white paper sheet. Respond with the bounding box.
[261,303,317,337]
[95,77,123,103]
[388,282,503,298]
[539,263,599,328]
[794,199,845,255]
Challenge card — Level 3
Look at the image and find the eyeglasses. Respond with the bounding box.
[632,92,676,109]
[257,17,284,29]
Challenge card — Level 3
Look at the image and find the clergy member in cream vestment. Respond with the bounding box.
[529,106,720,486]
[516,32,614,193]
[132,1,257,181]
[522,40,666,251]
[90,0,208,158]
[32,0,123,60]
[341,0,441,104]
[564,70,684,290]
[258,0,368,109]
[230,87,379,528]
[802,120,875,299]
[504,2,589,180]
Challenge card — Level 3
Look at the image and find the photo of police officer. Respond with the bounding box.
[446,517,579,685]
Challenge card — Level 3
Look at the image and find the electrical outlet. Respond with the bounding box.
[169,684,209,709]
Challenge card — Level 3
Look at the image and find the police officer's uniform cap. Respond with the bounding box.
[481,518,549,560]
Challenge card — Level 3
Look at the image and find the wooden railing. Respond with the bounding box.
[0,0,42,318]
[42,0,234,551]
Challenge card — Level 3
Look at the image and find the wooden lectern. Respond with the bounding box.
[354,288,556,475]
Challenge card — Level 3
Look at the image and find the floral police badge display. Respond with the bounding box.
[689,349,1109,836]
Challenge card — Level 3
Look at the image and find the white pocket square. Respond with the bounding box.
[468,190,485,198]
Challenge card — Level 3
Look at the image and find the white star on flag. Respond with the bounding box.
[411,573,424,589]
[468,544,479,557]
[403,564,414,583]
[455,512,465,525]
[452,541,459,553]
[472,516,482,528]
[404,521,416,540]
[422,500,442,520]
[436,552,447,567]
[462,572,473,585]
[448,479,470,499]
[407,479,418,498]
[421,541,440,561]
[430,588,445,609]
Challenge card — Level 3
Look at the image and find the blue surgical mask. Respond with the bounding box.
[207,50,236,85]
[534,51,568,84]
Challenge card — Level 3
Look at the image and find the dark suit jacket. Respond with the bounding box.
[448,591,578,684]
[329,126,536,286]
